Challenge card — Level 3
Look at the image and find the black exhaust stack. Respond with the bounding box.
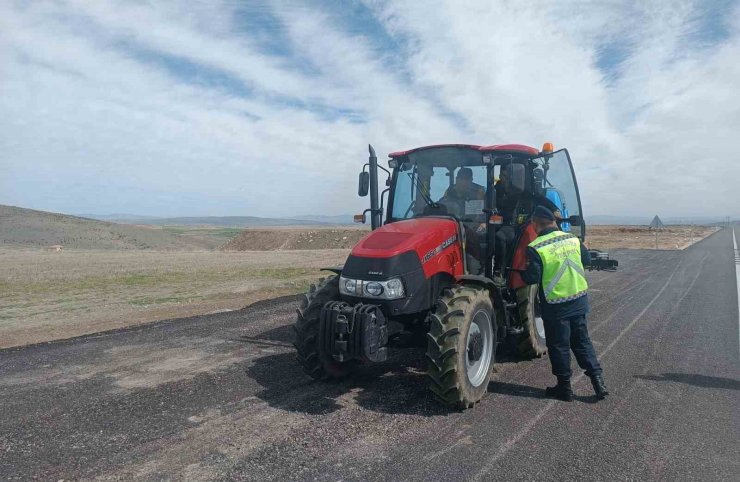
[368,144,381,230]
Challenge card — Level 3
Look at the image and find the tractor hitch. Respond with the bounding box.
[319,301,388,363]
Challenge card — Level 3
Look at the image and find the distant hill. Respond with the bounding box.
[587,215,659,225]
[293,214,356,225]
[76,213,159,221]
[130,216,334,227]
[80,214,356,227]
[587,215,726,225]
[0,205,222,250]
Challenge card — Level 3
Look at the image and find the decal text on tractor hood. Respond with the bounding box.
[422,234,457,263]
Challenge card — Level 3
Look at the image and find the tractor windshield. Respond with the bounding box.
[389,148,488,222]
[532,149,583,237]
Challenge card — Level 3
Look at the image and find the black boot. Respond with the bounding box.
[590,374,609,400]
[545,378,573,402]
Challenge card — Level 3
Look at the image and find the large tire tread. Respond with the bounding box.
[426,285,495,409]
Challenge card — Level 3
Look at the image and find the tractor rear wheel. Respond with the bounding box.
[426,285,496,409]
[516,284,547,358]
[293,276,356,379]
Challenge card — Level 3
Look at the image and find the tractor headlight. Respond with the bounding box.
[343,277,357,295]
[384,278,404,298]
[339,276,405,300]
[365,282,383,296]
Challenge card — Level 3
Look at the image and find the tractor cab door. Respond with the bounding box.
[531,149,585,239]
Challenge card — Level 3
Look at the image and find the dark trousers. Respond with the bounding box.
[543,314,602,380]
[494,225,516,271]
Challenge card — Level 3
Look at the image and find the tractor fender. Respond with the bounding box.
[455,275,506,338]
[455,275,497,292]
[321,267,343,275]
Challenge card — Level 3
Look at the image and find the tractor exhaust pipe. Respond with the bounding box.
[368,144,381,230]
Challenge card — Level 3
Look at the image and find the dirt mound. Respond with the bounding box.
[222,228,369,251]
[0,204,221,250]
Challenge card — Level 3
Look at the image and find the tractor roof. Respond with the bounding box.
[388,143,540,158]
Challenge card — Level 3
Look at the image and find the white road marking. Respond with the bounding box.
[733,228,740,354]
[472,260,684,481]
[597,262,682,358]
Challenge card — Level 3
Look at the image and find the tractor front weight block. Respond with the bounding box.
[319,301,388,363]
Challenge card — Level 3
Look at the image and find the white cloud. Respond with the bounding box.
[0,0,738,219]
[366,0,740,217]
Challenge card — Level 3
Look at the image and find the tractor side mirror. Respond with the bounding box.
[358,172,370,197]
[566,214,582,226]
[505,164,526,194]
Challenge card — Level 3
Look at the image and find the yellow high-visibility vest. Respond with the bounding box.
[529,231,588,303]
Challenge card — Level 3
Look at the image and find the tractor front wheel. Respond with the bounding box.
[426,285,496,409]
[293,276,356,379]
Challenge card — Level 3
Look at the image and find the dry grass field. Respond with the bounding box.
[586,225,718,250]
[0,248,349,349]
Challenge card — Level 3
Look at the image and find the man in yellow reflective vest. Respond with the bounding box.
[522,206,609,401]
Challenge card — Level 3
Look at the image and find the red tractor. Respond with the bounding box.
[294,143,616,408]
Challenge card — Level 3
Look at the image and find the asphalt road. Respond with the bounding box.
[1,228,739,481]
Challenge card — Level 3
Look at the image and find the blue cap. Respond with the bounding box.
[533,205,555,221]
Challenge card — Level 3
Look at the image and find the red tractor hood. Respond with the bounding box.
[352,218,460,261]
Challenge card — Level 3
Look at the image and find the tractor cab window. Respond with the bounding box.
[390,150,488,222]
[532,149,583,237]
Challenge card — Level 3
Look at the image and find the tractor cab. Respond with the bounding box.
[365,143,586,281]
[386,144,490,224]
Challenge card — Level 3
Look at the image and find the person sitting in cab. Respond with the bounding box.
[443,167,485,202]
[439,167,486,274]
[493,166,561,282]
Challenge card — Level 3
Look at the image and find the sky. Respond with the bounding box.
[1,0,739,219]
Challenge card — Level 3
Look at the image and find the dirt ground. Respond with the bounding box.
[0,248,348,349]
[586,225,718,250]
[0,225,717,350]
